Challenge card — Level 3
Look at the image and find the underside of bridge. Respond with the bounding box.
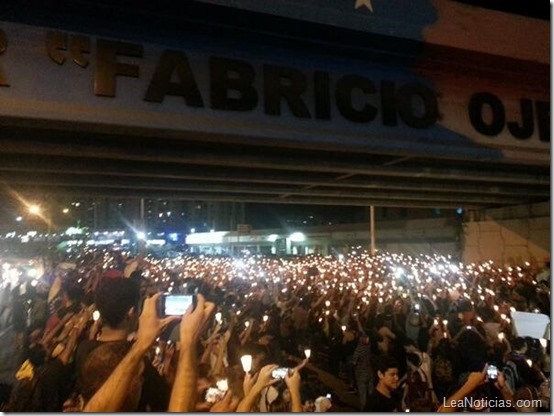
[0,121,548,210]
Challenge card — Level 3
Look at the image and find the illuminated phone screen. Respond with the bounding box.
[164,295,193,316]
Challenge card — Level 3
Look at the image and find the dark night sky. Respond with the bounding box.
[454,0,549,20]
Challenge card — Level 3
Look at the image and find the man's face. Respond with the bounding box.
[378,368,399,391]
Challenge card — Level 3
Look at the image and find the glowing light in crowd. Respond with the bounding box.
[93,310,100,321]
[216,379,229,392]
[394,267,404,278]
[4,245,541,366]
[241,355,252,373]
[304,349,311,359]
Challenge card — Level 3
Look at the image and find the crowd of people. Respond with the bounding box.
[0,246,550,412]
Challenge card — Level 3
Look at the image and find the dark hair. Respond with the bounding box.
[406,352,421,367]
[375,356,399,375]
[62,279,84,303]
[27,344,47,368]
[512,337,527,351]
[94,278,140,328]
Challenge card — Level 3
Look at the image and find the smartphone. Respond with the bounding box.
[161,294,195,316]
[414,304,420,311]
[205,387,225,403]
[487,364,498,380]
[272,367,289,379]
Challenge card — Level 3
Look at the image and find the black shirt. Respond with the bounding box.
[364,389,400,412]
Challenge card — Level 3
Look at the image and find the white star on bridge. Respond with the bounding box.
[355,0,374,12]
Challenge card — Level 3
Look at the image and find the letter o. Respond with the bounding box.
[469,92,505,136]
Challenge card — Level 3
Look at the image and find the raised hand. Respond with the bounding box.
[253,364,280,391]
[136,293,179,351]
[179,294,216,347]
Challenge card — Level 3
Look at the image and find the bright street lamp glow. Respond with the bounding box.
[289,232,305,242]
[136,231,146,240]
[267,234,279,242]
[28,205,41,215]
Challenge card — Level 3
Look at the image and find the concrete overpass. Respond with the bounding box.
[0,0,549,210]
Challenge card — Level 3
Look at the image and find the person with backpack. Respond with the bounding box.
[403,340,437,407]
[403,352,436,411]
[503,337,544,393]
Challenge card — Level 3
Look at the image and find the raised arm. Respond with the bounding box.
[285,368,303,412]
[236,364,279,412]
[168,294,215,412]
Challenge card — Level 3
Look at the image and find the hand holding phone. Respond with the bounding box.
[271,367,289,379]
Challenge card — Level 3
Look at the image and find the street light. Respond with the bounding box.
[27,203,52,234]
[28,204,41,215]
